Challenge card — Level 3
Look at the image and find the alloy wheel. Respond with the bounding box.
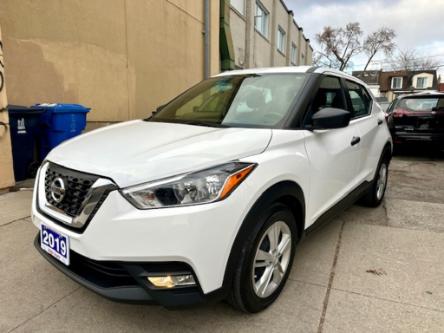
[252,221,292,298]
[376,163,388,200]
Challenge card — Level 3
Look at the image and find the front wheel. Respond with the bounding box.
[229,203,298,313]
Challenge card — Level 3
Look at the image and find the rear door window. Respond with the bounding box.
[311,76,347,112]
[345,80,372,119]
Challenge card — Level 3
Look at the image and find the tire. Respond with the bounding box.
[228,203,299,313]
[360,150,390,207]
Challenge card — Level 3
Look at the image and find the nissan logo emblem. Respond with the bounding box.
[50,177,66,203]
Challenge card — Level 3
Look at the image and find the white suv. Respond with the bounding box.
[32,66,392,312]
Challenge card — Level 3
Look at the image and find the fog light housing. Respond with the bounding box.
[147,274,196,289]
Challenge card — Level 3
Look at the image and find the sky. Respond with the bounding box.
[285,0,444,78]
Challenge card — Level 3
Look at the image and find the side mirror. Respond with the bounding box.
[311,108,351,130]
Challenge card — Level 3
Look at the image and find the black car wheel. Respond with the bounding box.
[361,150,391,207]
[229,203,298,313]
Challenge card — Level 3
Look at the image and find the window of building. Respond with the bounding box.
[416,77,428,89]
[255,1,269,38]
[345,80,372,118]
[301,53,305,64]
[291,43,297,65]
[277,26,286,54]
[391,77,403,90]
[230,0,245,15]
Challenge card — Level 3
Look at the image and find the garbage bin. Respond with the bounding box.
[33,103,90,159]
[8,105,45,181]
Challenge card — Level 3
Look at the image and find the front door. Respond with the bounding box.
[303,75,362,225]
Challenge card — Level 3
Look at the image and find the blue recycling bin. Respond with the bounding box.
[8,105,45,181]
[33,103,90,159]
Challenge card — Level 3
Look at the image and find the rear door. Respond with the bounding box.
[343,79,383,182]
[303,75,362,224]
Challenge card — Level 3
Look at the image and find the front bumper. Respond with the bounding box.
[34,235,222,307]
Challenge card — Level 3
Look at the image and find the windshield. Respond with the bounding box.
[396,96,444,112]
[149,74,307,128]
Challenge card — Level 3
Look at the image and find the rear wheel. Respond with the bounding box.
[229,203,298,313]
[361,151,390,207]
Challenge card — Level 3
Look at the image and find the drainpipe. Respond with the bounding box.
[270,0,277,66]
[219,0,235,71]
[244,0,252,68]
[204,0,211,79]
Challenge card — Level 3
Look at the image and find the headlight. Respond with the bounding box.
[121,162,256,209]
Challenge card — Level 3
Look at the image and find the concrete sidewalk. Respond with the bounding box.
[1,156,444,332]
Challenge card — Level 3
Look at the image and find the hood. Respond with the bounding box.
[47,120,272,187]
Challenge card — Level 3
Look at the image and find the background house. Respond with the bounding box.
[0,0,220,188]
[227,0,313,69]
[380,70,438,101]
[0,0,312,189]
[353,69,438,101]
[0,0,220,132]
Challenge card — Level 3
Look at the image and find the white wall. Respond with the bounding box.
[411,73,434,89]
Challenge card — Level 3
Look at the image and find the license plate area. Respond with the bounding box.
[40,224,70,266]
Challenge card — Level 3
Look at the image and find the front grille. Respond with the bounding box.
[44,163,99,217]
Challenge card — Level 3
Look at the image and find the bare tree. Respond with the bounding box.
[393,49,440,70]
[312,51,341,68]
[394,49,416,70]
[363,28,396,71]
[316,22,363,71]
[415,57,440,70]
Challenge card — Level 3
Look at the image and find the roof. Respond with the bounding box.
[396,91,444,99]
[216,66,313,76]
[215,66,365,83]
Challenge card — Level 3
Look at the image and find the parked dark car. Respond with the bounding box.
[386,92,444,150]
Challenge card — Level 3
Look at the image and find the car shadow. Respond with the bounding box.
[393,145,444,161]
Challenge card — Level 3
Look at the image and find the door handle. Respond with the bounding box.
[351,136,361,146]
[377,119,384,125]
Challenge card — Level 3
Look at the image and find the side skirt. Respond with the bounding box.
[303,181,372,236]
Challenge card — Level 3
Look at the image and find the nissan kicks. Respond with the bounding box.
[32,66,392,313]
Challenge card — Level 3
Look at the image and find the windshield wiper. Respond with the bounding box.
[178,119,227,128]
[147,118,227,128]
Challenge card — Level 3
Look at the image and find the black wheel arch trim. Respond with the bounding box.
[383,141,393,159]
[222,180,305,295]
